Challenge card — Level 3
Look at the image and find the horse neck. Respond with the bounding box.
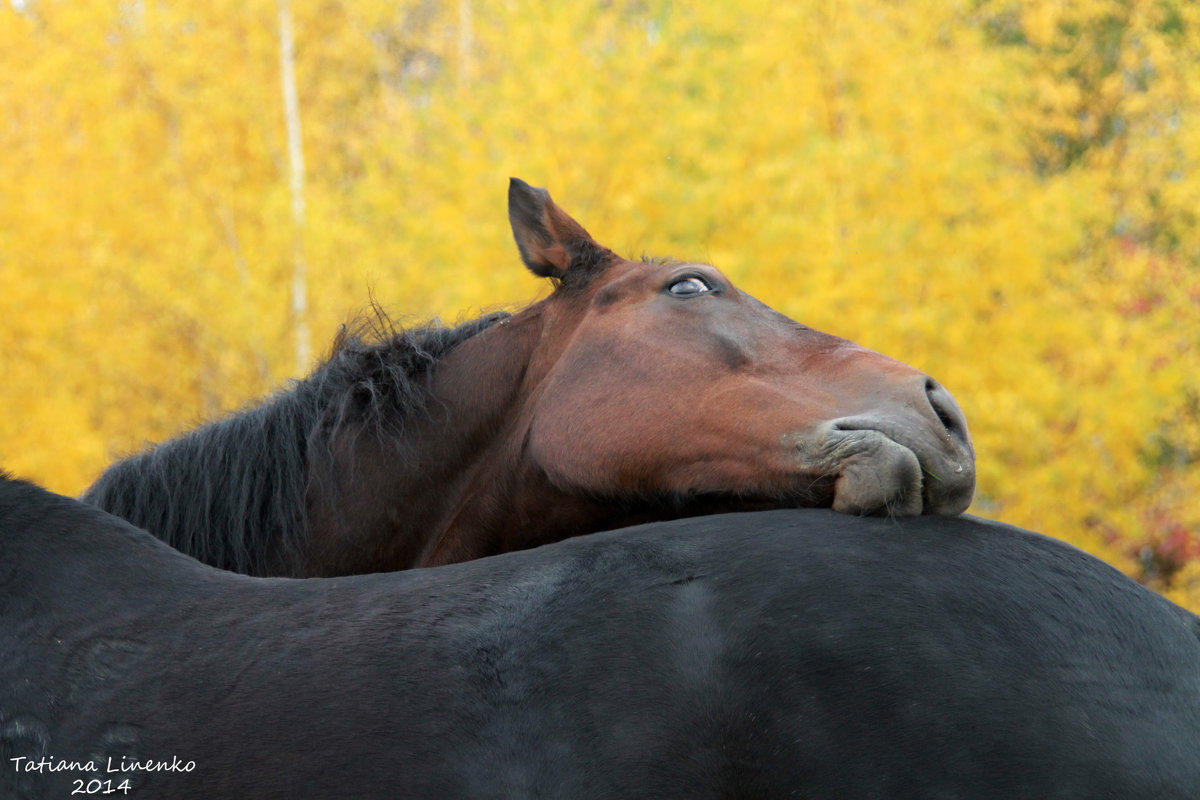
[300,309,557,575]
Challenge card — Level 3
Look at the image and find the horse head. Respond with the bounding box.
[507,179,973,515]
[409,180,975,565]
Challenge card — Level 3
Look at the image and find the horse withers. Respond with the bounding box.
[4,475,1198,798]
[84,179,975,576]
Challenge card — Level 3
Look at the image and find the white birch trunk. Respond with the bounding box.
[278,0,311,375]
[458,0,473,86]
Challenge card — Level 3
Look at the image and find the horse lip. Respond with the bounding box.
[790,420,975,517]
[919,458,975,515]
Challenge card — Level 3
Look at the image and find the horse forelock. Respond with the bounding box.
[545,255,683,299]
[545,241,618,292]
[639,255,684,268]
[82,307,511,575]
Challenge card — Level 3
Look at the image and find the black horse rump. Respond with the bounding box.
[2,476,1198,798]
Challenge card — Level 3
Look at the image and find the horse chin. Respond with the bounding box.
[791,427,932,517]
[829,435,925,516]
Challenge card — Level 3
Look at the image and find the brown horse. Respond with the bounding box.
[83,179,975,577]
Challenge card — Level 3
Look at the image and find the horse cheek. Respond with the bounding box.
[524,415,640,495]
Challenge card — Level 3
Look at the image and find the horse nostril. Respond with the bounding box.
[924,378,965,441]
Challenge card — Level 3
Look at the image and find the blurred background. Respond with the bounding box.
[3,0,1198,608]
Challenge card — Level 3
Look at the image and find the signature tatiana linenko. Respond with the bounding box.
[9,755,196,774]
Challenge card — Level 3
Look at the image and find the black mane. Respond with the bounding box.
[81,309,510,575]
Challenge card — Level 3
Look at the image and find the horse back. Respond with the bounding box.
[4,482,1199,799]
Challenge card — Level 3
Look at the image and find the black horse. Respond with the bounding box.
[4,474,1198,799]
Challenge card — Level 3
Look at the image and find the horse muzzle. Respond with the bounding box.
[792,380,976,516]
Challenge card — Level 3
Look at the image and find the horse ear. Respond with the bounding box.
[508,178,614,284]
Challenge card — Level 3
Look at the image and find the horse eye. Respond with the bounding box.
[668,276,712,297]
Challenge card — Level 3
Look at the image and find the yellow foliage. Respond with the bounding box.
[2,0,1198,610]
